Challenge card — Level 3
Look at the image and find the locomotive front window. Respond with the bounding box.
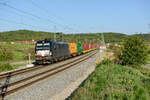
[37,43,43,46]
[36,41,50,50]
[43,43,50,49]
[36,43,43,50]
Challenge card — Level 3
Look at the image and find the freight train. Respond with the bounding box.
[35,39,100,64]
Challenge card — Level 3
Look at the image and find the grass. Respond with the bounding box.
[0,63,18,72]
[0,43,35,72]
[0,62,30,73]
[0,43,34,61]
[69,60,150,100]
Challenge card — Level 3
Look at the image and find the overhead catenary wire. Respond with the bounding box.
[0,17,51,31]
[0,8,38,22]
[0,4,56,32]
[0,2,41,19]
[27,0,81,33]
[0,2,80,33]
[28,0,63,20]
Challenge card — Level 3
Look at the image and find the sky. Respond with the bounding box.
[0,0,150,34]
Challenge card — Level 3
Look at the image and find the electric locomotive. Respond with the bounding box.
[35,39,69,64]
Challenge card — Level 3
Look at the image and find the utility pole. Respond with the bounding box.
[101,32,105,46]
[78,34,80,43]
[101,25,106,49]
[54,25,56,41]
[101,25,105,45]
[97,33,99,44]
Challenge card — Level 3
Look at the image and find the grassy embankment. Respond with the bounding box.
[0,43,34,72]
[69,59,150,100]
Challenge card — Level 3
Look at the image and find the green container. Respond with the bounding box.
[77,43,82,52]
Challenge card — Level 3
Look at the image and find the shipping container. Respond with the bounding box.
[88,44,92,50]
[76,43,82,53]
[86,44,89,50]
[91,44,93,49]
[68,43,77,54]
[94,44,95,48]
[82,43,87,51]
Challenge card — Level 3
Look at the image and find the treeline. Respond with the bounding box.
[0,30,149,43]
[0,30,54,42]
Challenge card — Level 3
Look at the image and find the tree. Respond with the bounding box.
[118,36,148,66]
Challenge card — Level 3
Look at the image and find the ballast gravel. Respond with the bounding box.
[4,50,104,100]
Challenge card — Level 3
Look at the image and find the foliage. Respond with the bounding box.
[0,63,13,72]
[0,30,54,42]
[0,45,13,61]
[117,37,148,66]
[100,58,111,65]
[133,33,150,42]
[69,61,150,100]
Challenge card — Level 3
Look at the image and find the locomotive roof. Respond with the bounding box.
[36,40,68,44]
[57,41,68,44]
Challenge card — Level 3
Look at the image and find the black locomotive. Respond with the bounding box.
[35,39,70,64]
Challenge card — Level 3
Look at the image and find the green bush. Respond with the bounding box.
[100,58,111,65]
[0,63,13,72]
[118,37,148,66]
[0,45,13,61]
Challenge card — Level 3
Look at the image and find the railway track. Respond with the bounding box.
[0,50,98,99]
[0,51,92,80]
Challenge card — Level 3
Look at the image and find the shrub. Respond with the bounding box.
[100,58,111,65]
[118,37,148,66]
[0,45,13,61]
[0,63,13,72]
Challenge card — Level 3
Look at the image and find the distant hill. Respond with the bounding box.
[102,32,127,43]
[0,30,54,42]
[131,34,150,42]
[0,30,149,43]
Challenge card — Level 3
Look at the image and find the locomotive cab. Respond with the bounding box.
[35,39,52,64]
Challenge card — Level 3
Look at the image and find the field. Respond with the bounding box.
[69,60,150,100]
[0,43,34,61]
[0,43,35,72]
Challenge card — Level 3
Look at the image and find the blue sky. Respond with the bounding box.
[0,0,149,34]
